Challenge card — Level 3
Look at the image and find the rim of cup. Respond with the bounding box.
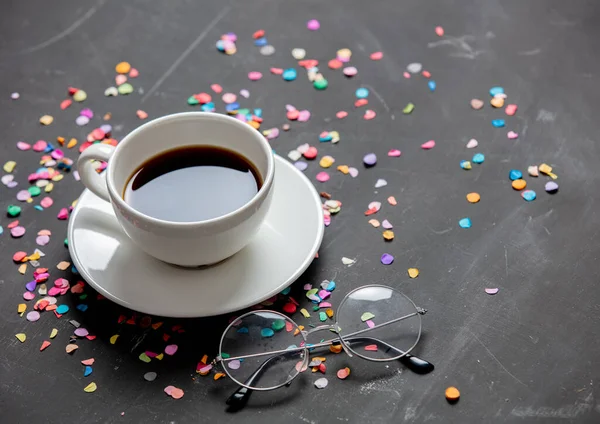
[105,112,275,227]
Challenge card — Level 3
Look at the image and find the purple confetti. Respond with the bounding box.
[16,190,31,201]
[363,153,377,166]
[11,226,25,238]
[380,253,394,265]
[25,280,37,291]
[74,328,89,337]
[294,161,308,171]
[36,235,50,246]
[545,181,559,193]
[75,116,89,126]
[485,288,499,295]
[26,311,40,322]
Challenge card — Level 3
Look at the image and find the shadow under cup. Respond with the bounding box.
[106,112,275,267]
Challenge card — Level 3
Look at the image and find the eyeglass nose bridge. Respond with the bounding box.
[301,323,354,358]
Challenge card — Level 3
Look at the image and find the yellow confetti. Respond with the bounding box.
[330,131,340,143]
[319,155,335,168]
[17,304,26,314]
[548,172,558,180]
[67,138,78,149]
[156,353,164,360]
[83,382,97,393]
[383,230,394,241]
[337,165,349,174]
[368,219,380,228]
[56,261,71,270]
[300,308,310,318]
[293,325,304,336]
[50,328,58,339]
[40,115,54,125]
[109,334,119,344]
[214,372,226,381]
[18,263,27,274]
[27,251,41,261]
[329,344,343,354]
[3,161,16,173]
[44,183,54,193]
[387,196,397,206]
[51,173,64,182]
[15,333,26,343]
[539,163,552,175]
[26,198,33,204]
[408,268,419,279]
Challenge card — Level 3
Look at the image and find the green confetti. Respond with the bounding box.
[271,319,285,331]
[7,205,21,217]
[361,312,375,322]
[403,102,415,114]
[28,186,41,197]
[319,312,327,322]
[314,79,328,90]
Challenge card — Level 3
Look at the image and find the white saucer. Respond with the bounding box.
[68,155,324,317]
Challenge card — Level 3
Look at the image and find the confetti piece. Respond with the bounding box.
[74,328,89,337]
[83,382,97,393]
[40,340,51,351]
[466,193,480,203]
[435,26,444,36]
[388,149,401,157]
[507,131,519,139]
[472,153,485,164]
[165,344,178,356]
[26,311,40,322]
[485,288,499,295]
[84,366,93,377]
[139,352,151,363]
[460,160,472,170]
[545,181,559,193]
[136,110,148,120]
[316,172,330,182]
[15,333,26,343]
[57,261,71,270]
[428,81,436,91]
[363,153,377,166]
[314,378,328,389]
[342,257,356,266]
[17,304,26,314]
[403,103,415,114]
[445,386,460,402]
[39,115,54,125]
[50,328,58,338]
[361,312,375,322]
[261,328,275,338]
[307,19,320,30]
[364,344,378,352]
[490,96,504,108]
[343,66,357,77]
[248,71,263,81]
[66,344,78,354]
[115,62,131,74]
[73,90,87,102]
[109,334,119,344]
[522,190,537,201]
[387,196,397,206]
[492,119,505,128]
[408,268,419,278]
[81,358,94,366]
[421,140,435,150]
[382,230,394,241]
[470,99,484,110]
[319,156,335,168]
[459,218,472,228]
[505,104,518,116]
[368,219,380,228]
[466,139,478,149]
[336,111,348,119]
[375,179,387,188]
[380,253,394,265]
[363,110,376,120]
[512,180,526,190]
[144,372,157,382]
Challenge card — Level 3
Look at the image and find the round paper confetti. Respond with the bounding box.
[26,311,40,322]
[380,253,394,265]
[522,190,537,201]
[459,218,472,228]
[545,181,559,193]
[337,367,351,379]
[314,377,328,389]
[144,372,157,382]
[307,19,320,30]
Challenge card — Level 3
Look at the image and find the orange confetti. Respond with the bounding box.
[136,110,148,120]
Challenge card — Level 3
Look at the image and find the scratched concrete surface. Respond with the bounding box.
[1,0,600,422]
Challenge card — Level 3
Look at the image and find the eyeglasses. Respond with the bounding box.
[209,285,433,409]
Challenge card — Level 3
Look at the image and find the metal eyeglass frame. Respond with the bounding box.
[214,284,429,399]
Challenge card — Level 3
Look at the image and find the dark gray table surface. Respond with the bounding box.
[2,0,600,422]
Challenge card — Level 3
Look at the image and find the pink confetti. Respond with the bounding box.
[369,51,383,61]
[11,226,25,238]
[210,84,222,93]
[507,131,519,139]
[382,220,393,229]
[319,302,332,308]
[222,93,237,104]
[421,140,436,149]
[297,110,311,122]
[129,68,139,78]
[270,67,283,75]
[435,26,444,36]
[239,89,250,98]
[57,208,69,220]
[343,67,357,77]
[388,149,401,157]
[17,141,31,151]
[248,71,263,81]
[164,344,178,356]
[364,344,378,351]
[198,364,212,374]
[23,291,35,301]
[163,386,174,396]
[366,320,375,328]
[16,190,31,201]
[505,104,518,116]
[115,74,127,86]
[363,110,376,120]
[36,235,50,246]
[32,140,47,152]
[403,72,410,79]
[307,19,320,30]
[316,172,330,182]
[40,197,53,208]
[336,111,348,119]
[485,288,499,295]
[303,284,312,290]
[227,359,241,370]
[348,167,359,178]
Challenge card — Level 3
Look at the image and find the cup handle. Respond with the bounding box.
[77,144,116,202]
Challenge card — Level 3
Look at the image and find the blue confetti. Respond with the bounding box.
[460,160,471,170]
[34,205,43,211]
[0,226,3,235]
[56,304,69,314]
[261,328,275,338]
[76,304,88,312]
[236,327,249,334]
[492,119,505,128]
[326,281,336,291]
[225,102,240,113]
[459,218,472,228]
[355,87,369,98]
[282,68,297,81]
[489,86,504,97]
[71,266,78,274]
[253,108,262,118]
[472,153,485,164]
[43,143,55,153]
[84,366,93,377]
[201,102,215,112]
[319,133,333,142]
[428,80,437,92]
[254,37,268,46]
[216,40,226,51]
[280,287,291,295]
[521,190,537,202]
[509,169,523,181]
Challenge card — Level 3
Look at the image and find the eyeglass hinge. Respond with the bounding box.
[417,307,427,315]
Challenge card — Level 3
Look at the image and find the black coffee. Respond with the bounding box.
[123,146,262,222]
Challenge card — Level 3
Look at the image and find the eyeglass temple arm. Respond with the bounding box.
[225,336,434,410]
[225,350,298,411]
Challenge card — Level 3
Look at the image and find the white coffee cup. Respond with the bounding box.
[77,112,275,267]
